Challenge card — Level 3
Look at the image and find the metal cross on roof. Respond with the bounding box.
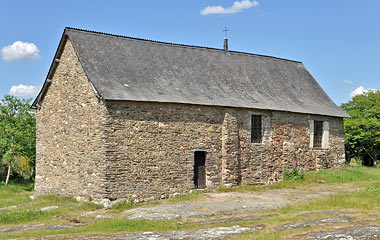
[223,27,229,38]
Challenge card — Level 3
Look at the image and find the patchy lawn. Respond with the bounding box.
[1,165,380,239]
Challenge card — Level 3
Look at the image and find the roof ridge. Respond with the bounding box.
[64,27,302,64]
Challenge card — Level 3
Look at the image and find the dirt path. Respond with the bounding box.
[124,184,361,221]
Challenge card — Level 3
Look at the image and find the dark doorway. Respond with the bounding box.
[194,151,206,189]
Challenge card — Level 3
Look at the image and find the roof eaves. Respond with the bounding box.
[104,98,350,118]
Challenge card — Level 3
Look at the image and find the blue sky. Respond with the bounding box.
[0,0,379,105]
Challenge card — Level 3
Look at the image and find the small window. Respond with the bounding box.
[251,115,262,143]
[313,121,323,148]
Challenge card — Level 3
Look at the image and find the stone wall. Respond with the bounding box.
[101,101,345,202]
[238,110,345,185]
[34,38,345,202]
[221,109,241,187]
[102,101,225,201]
[34,39,108,199]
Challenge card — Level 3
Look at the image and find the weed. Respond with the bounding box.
[283,168,304,181]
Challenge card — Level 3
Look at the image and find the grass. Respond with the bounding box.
[218,165,380,193]
[277,184,380,215]
[110,190,205,212]
[110,199,159,211]
[1,165,380,239]
[228,193,380,240]
[0,181,34,208]
[227,166,380,239]
[0,181,100,229]
[313,165,380,183]
[228,183,380,240]
[166,190,206,203]
[82,219,181,233]
[0,210,48,225]
[0,219,186,239]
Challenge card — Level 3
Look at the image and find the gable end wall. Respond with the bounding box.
[34,39,108,199]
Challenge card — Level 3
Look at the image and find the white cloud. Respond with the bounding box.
[350,86,376,98]
[1,41,41,62]
[342,80,354,85]
[201,0,259,15]
[9,84,40,98]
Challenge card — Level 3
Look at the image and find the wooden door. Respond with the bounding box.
[194,151,206,189]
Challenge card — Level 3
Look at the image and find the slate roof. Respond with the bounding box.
[32,27,349,118]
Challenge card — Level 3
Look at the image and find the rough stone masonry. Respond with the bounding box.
[33,28,347,203]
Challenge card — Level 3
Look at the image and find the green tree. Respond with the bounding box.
[341,90,380,166]
[0,95,35,185]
